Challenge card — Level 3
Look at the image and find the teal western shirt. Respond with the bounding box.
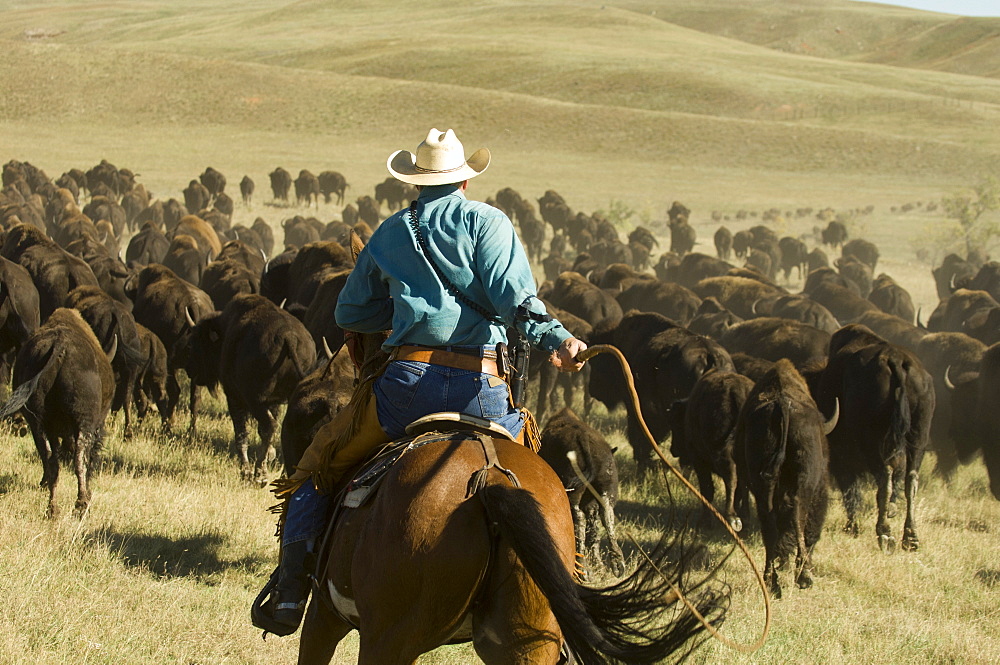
[335,184,572,352]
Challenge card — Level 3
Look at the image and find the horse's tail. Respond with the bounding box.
[478,483,728,664]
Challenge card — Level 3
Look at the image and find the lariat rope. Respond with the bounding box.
[574,344,771,653]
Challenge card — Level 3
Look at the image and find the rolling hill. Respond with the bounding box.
[0,0,997,214]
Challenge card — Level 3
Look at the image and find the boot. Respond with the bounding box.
[252,539,313,636]
[272,539,313,632]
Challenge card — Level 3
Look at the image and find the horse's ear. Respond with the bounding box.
[350,230,365,261]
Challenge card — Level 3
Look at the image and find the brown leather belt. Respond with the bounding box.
[390,345,500,377]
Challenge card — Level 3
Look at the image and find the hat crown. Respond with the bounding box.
[414,128,467,173]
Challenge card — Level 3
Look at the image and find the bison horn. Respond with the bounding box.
[322,336,333,359]
[822,397,839,436]
[184,306,196,328]
[106,334,118,363]
[950,273,957,291]
[751,299,760,315]
[916,306,925,329]
[279,298,287,310]
[943,365,956,390]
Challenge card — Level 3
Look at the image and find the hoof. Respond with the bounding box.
[797,571,814,590]
[886,502,898,519]
[844,521,860,537]
[730,517,743,533]
[878,534,896,554]
[902,535,919,552]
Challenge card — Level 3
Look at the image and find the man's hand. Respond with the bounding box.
[551,337,588,373]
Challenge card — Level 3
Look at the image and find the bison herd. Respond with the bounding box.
[0,158,997,599]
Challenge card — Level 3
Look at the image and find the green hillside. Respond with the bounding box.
[0,0,998,216]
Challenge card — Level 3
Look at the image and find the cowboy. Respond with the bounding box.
[255,128,588,635]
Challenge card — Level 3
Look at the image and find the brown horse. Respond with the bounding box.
[296,430,726,665]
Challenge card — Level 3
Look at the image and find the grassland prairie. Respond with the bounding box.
[0,1,998,663]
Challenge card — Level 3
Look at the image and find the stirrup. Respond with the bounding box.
[250,566,299,638]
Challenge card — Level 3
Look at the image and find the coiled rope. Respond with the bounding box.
[574,343,771,653]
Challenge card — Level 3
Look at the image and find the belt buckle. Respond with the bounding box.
[495,342,509,379]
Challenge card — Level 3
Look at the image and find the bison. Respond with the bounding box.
[539,408,626,578]
[0,308,115,517]
[816,324,934,552]
[180,294,317,480]
[736,359,836,598]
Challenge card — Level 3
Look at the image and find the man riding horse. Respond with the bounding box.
[254,128,588,636]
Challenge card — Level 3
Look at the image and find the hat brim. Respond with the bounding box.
[387,147,490,186]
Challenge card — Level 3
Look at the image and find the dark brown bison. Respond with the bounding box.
[0,308,114,517]
[669,218,696,256]
[240,175,255,207]
[915,331,986,478]
[126,222,170,267]
[816,324,934,552]
[356,195,381,230]
[315,171,348,206]
[821,220,847,249]
[372,176,414,211]
[692,276,784,320]
[719,317,830,367]
[778,236,809,282]
[841,238,879,271]
[714,226,733,260]
[1,224,100,322]
[183,179,210,215]
[67,285,145,435]
[736,359,835,598]
[539,408,626,578]
[769,294,839,333]
[133,322,170,428]
[854,310,928,352]
[199,167,226,199]
[615,279,701,326]
[280,348,355,473]
[932,253,976,301]
[588,311,733,474]
[294,170,320,209]
[945,342,1000,500]
[127,264,215,429]
[181,294,317,480]
[269,167,293,203]
[868,274,915,323]
[546,271,623,327]
[668,370,754,532]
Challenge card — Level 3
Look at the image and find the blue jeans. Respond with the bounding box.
[282,359,523,545]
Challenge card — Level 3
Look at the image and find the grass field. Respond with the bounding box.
[1,0,1000,663]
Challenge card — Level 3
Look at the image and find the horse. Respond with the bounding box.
[287,330,726,664]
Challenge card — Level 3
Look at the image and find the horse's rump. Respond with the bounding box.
[314,433,574,648]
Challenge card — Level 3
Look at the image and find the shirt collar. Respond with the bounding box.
[417,184,467,203]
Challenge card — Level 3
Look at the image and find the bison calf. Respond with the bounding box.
[539,408,626,577]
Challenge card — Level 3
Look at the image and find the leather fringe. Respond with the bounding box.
[315,354,390,493]
[521,409,542,453]
[267,475,310,542]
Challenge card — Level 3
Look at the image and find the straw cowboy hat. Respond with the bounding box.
[387,128,490,186]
